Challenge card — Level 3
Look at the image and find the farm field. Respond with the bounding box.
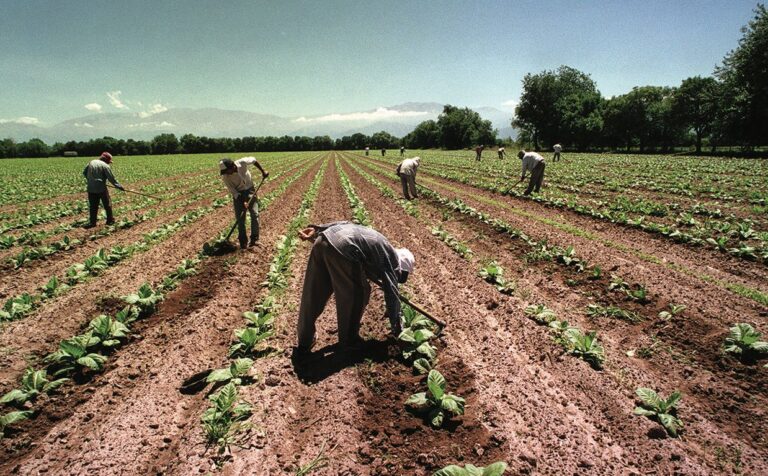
[0,151,767,475]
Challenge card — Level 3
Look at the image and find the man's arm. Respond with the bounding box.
[105,166,124,190]
[83,164,89,178]
[298,221,351,241]
[239,157,269,178]
[379,273,402,337]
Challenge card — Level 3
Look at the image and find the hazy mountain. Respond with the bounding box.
[0,103,517,142]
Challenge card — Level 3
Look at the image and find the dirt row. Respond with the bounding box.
[344,154,767,473]
[0,158,316,393]
[0,156,326,474]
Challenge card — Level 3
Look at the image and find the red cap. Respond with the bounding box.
[100,152,113,163]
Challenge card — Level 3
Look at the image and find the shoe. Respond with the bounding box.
[240,242,248,250]
[83,223,96,229]
[106,220,115,226]
[248,238,259,247]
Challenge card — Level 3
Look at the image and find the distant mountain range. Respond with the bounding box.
[0,102,516,142]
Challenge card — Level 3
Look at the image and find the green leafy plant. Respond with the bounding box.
[433,461,508,476]
[0,293,36,321]
[206,358,254,385]
[406,370,465,428]
[658,303,686,320]
[588,266,602,280]
[123,283,164,316]
[608,274,630,292]
[228,327,274,358]
[723,323,768,363]
[88,314,130,348]
[524,304,557,325]
[633,387,683,437]
[0,410,33,438]
[40,276,68,299]
[562,328,605,369]
[479,261,515,294]
[115,305,139,325]
[1,368,69,406]
[44,333,107,376]
[201,383,253,456]
[586,303,641,322]
[399,328,438,363]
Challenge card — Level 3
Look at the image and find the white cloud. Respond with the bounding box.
[501,99,518,109]
[137,103,168,118]
[74,122,94,128]
[84,103,103,112]
[294,107,429,123]
[0,116,40,125]
[158,121,174,127]
[107,90,129,109]
[127,120,175,128]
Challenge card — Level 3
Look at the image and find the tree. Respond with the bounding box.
[437,105,496,149]
[513,66,603,150]
[715,4,768,147]
[151,133,179,154]
[370,130,398,148]
[16,138,50,158]
[602,86,679,152]
[403,120,440,148]
[672,76,721,153]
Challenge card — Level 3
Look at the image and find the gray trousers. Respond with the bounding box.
[525,162,546,195]
[400,174,418,200]
[233,188,259,245]
[297,237,371,349]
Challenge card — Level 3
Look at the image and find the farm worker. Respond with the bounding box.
[296,222,415,352]
[498,147,506,159]
[400,146,406,157]
[396,156,421,200]
[365,146,369,156]
[381,147,386,156]
[475,144,484,161]
[82,152,124,228]
[219,157,269,249]
[553,143,562,162]
[516,150,546,196]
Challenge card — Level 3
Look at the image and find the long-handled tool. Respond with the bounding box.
[221,175,267,243]
[108,184,163,200]
[400,295,447,329]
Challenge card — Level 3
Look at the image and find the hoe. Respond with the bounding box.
[108,184,163,200]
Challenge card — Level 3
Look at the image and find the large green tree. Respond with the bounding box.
[403,120,440,148]
[715,4,768,147]
[513,66,603,150]
[602,86,681,152]
[437,105,496,149]
[151,133,179,154]
[672,76,721,153]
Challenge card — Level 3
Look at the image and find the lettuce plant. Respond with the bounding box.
[633,388,683,437]
[1,368,69,406]
[433,462,508,476]
[45,333,107,376]
[406,370,465,428]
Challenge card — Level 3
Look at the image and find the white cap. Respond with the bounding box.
[395,248,415,273]
[219,160,228,171]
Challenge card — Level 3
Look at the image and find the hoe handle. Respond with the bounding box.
[108,184,163,200]
[400,295,447,329]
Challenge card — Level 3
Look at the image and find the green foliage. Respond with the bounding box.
[45,333,108,376]
[524,304,557,325]
[432,226,472,259]
[658,303,686,320]
[633,388,684,437]
[88,314,130,348]
[561,328,605,369]
[433,461,508,476]
[479,261,515,295]
[586,304,641,322]
[0,410,33,438]
[406,370,466,428]
[399,328,438,363]
[201,383,253,454]
[206,358,254,386]
[0,293,36,321]
[122,283,164,316]
[723,323,768,361]
[1,368,69,406]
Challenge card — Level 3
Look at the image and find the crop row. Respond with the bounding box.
[200,158,327,467]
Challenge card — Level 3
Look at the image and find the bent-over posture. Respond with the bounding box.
[296,222,415,351]
[498,147,506,159]
[83,152,124,228]
[517,150,546,196]
[553,143,562,162]
[396,156,420,200]
[219,157,269,249]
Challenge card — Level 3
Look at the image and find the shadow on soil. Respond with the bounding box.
[291,339,394,384]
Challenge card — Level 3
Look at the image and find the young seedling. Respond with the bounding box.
[479,261,515,295]
[0,410,33,438]
[633,387,683,437]
[524,304,557,325]
[201,383,253,456]
[44,333,107,376]
[658,303,686,321]
[228,327,274,358]
[433,461,508,476]
[406,370,465,428]
[399,328,438,363]
[723,323,768,363]
[586,303,641,323]
[88,314,130,348]
[1,368,69,406]
[206,358,255,386]
[122,283,164,316]
[562,328,605,369]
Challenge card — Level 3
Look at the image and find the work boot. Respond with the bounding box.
[83,223,96,229]
[248,237,259,247]
[106,220,116,226]
[240,241,248,250]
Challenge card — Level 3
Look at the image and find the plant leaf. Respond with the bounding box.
[405,392,428,407]
[427,370,446,400]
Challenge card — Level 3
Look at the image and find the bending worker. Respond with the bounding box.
[516,149,546,196]
[83,152,124,228]
[396,156,420,200]
[296,221,415,352]
[219,157,269,249]
[498,147,506,160]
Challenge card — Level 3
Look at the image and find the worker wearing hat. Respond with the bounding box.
[82,152,124,228]
[295,221,415,353]
[396,156,421,200]
[219,157,269,249]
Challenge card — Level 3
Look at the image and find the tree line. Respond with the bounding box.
[513,5,768,153]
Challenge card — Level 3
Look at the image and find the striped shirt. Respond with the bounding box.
[313,221,402,331]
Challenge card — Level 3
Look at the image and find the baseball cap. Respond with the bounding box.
[395,248,415,273]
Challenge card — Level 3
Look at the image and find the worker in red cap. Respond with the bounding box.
[82,152,124,228]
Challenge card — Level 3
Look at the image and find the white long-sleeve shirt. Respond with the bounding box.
[521,152,545,178]
[398,158,420,176]
[553,144,562,153]
[221,157,259,198]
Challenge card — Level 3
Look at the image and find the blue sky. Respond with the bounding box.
[0,0,759,125]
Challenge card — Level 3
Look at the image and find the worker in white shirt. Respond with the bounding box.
[219,157,269,249]
[396,156,421,200]
[498,147,506,160]
[553,143,562,162]
[516,150,546,196]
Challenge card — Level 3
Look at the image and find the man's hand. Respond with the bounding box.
[298,227,316,241]
[116,184,125,191]
[262,171,270,179]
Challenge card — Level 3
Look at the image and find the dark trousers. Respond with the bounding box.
[88,190,113,225]
[525,162,546,195]
[233,188,259,246]
[297,238,371,349]
[400,174,418,200]
[553,152,561,162]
